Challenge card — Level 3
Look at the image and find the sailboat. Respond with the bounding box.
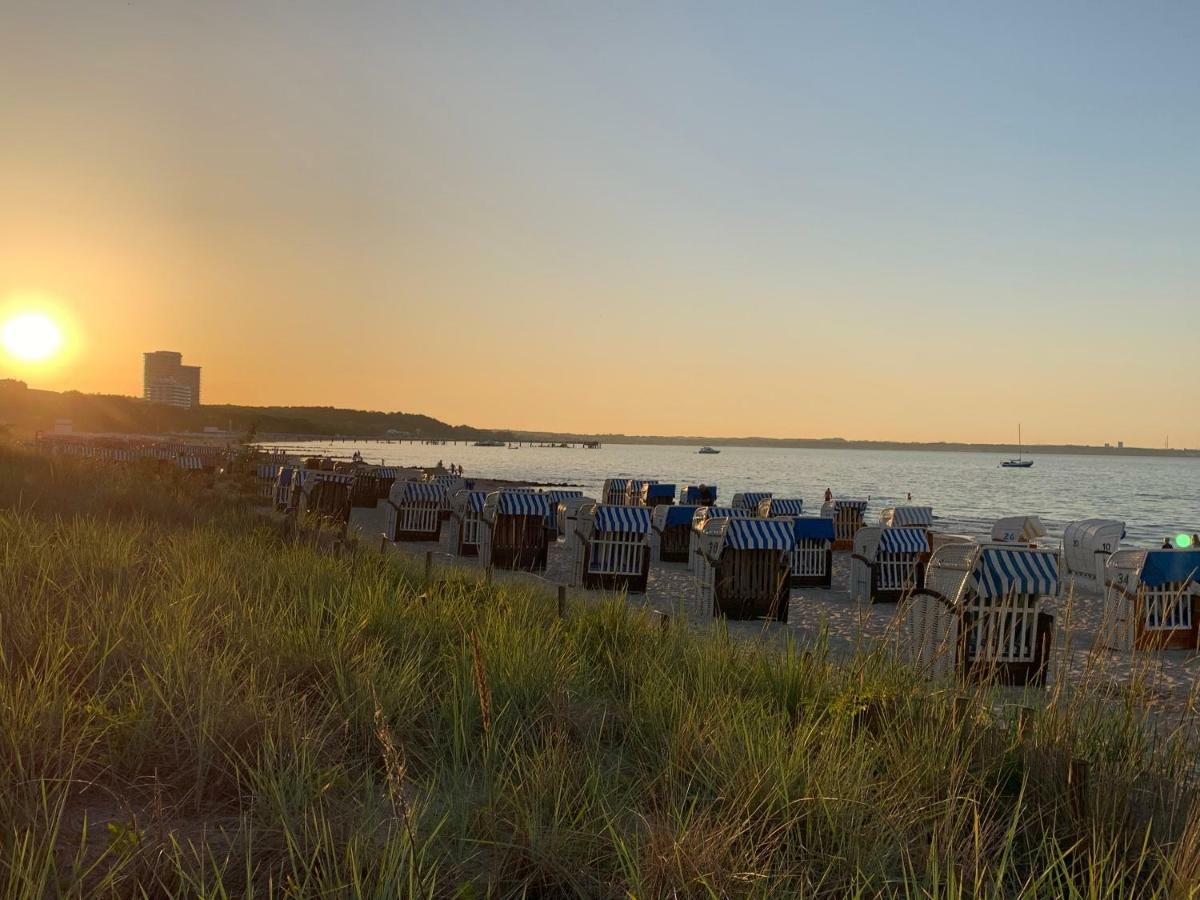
[1001,424,1034,468]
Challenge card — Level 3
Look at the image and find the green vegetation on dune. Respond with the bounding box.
[1,445,1198,897]
[0,380,504,441]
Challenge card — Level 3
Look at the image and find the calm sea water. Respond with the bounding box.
[262,440,1199,547]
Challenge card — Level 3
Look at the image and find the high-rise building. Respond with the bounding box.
[143,351,202,409]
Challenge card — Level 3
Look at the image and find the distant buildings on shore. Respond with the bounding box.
[143,350,201,409]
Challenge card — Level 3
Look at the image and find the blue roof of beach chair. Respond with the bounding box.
[792,517,835,541]
[681,485,717,502]
[664,506,698,527]
[1141,550,1200,588]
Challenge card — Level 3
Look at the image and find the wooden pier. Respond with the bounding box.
[254,434,602,449]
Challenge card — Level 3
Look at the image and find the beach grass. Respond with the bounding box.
[1,444,1198,897]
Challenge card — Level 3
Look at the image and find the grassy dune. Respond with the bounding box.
[1,446,1198,897]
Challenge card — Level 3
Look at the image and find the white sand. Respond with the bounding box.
[347,503,1199,712]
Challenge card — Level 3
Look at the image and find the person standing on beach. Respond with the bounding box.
[824,487,833,502]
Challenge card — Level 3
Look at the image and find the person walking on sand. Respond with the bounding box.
[824,487,833,503]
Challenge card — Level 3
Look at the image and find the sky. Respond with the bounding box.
[1,1,1197,446]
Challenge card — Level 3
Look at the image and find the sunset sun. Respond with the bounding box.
[2,312,64,363]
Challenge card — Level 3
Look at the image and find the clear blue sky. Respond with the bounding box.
[2,2,1197,445]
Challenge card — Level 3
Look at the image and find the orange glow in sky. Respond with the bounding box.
[1,4,1197,448]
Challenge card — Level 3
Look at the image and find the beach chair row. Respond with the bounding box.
[319,464,1199,689]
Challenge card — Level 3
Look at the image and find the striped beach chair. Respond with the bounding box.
[371,467,401,501]
[696,517,794,623]
[821,498,869,549]
[449,490,488,557]
[425,474,465,494]
[688,506,752,575]
[384,481,446,542]
[758,498,804,518]
[850,526,929,603]
[570,504,653,594]
[1104,549,1200,651]
[299,471,355,522]
[480,491,552,572]
[879,506,934,529]
[901,543,1059,686]
[679,484,718,507]
[789,517,835,588]
[625,479,659,506]
[601,479,630,506]
[651,505,698,563]
[731,492,772,513]
[539,489,584,537]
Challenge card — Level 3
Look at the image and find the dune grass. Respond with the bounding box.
[1,445,1198,897]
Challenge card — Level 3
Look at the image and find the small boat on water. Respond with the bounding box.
[1001,425,1033,468]
[698,446,720,454]
[1002,459,1034,468]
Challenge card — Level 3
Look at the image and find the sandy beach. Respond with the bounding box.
[346,487,1200,714]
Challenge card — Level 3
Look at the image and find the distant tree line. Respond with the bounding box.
[0,382,510,441]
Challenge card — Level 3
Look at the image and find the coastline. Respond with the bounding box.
[256,433,1200,459]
